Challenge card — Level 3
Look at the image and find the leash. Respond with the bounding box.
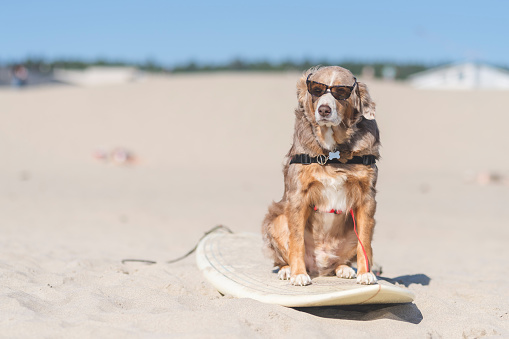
[350,209,370,272]
[121,219,370,274]
[121,225,233,265]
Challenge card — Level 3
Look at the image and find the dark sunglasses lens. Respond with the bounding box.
[308,82,327,97]
[331,87,352,100]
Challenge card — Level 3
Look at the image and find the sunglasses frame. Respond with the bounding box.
[306,73,357,101]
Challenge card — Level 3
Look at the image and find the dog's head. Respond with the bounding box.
[296,66,375,128]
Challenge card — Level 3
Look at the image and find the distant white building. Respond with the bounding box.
[408,62,509,90]
[54,66,142,86]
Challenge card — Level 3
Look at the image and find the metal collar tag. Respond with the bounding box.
[329,151,340,160]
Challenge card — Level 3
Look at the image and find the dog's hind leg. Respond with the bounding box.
[277,265,291,280]
[335,264,357,279]
[262,202,290,267]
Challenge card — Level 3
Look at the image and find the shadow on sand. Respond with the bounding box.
[294,274,430,323]
[379,273,431,287]
[295,302,422,323]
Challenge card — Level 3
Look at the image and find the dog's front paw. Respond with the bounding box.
[356,272,378,285]
[278,266,291,280]
[336,265,356,279]
[290,274,312,286]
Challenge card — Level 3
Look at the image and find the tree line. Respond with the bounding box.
[3,57,434,79]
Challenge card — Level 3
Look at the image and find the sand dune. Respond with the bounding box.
[1,73,508,337]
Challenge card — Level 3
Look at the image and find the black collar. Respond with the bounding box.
[290,152,376,166]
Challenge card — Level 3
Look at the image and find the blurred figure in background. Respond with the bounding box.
[11,64,29,87]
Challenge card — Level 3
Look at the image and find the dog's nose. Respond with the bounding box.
[318,104,331,117]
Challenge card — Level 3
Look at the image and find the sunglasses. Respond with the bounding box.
[306,73,357,100]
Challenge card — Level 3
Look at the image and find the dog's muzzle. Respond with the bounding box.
[315,93,340,126]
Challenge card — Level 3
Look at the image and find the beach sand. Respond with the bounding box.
[1,73,508,338]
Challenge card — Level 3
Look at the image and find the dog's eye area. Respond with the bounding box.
[331,87,351,99]
[308,83,326,96]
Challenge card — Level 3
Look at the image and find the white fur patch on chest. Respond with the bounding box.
[317,176,347,212]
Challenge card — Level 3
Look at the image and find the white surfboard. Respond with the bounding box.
[196,230,414,307]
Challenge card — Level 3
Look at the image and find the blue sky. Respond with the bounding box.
[1,0,508,66]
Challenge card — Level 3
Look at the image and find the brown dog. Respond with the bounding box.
[262,66,380,286]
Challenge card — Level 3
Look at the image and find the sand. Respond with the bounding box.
[1,73,508,338]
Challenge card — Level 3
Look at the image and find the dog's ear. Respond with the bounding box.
[296,71,309,106]
[355,82,376,120]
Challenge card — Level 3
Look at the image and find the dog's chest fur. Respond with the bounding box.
[302,171,359,274]
[315,175,347,215]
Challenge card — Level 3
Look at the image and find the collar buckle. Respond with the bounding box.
[301,154,311,165]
